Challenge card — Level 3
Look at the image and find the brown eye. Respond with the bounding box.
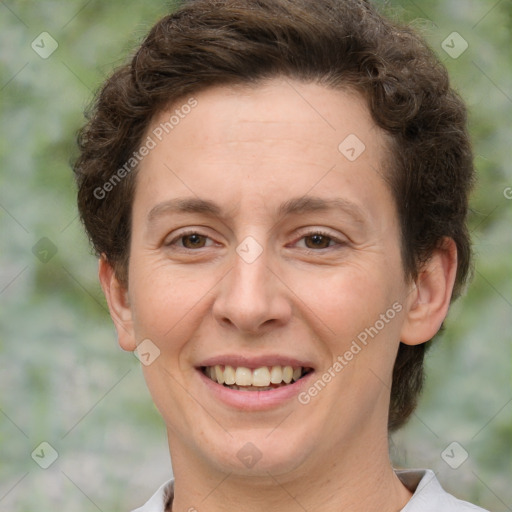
[181,233,208,249]
[166,230,215,250]
[303,233,334,249]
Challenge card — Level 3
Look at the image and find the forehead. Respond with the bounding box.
[134,78,394,224]
[150,79,383,154]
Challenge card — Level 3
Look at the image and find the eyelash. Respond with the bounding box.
[166,229,345,252]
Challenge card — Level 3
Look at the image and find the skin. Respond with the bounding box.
[99,78,457,512]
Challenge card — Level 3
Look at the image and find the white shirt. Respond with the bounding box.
[131,469,489,512]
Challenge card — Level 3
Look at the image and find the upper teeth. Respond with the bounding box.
[204,365,305,387]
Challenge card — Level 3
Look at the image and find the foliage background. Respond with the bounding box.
[0,1,510,510]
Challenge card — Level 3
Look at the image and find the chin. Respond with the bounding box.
[199,426,316,479]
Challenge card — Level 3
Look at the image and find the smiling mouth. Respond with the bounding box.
[201,365,313,391]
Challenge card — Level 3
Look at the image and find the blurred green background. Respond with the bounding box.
[0,1,510,510]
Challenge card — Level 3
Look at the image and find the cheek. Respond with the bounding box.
[130,260,218,355]
[290,263,403,343]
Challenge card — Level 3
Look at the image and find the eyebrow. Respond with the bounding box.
[147,195,367,225]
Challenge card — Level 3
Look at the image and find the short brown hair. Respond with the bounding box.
[74,0,475,431]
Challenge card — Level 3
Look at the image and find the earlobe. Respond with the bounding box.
[400,237,458,346]
[98,255,137,352]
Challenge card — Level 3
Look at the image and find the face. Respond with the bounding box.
[108,78,420,479]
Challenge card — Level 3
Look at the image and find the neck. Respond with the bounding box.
[168,429,412,512]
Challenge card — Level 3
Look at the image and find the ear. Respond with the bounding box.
[400,237,458,346]
[98,255,137,352]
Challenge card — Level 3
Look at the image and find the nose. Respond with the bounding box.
[212,239,292,335]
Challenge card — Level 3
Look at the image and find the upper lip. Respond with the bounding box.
[197,354,315,370]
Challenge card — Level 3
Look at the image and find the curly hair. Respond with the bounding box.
[74,0,475,431]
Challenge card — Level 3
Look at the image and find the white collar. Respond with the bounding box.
[131,468,488,512]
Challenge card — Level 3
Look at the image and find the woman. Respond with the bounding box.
[74,0,485,510]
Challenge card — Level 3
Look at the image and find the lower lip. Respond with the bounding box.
[197,369,314,411]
